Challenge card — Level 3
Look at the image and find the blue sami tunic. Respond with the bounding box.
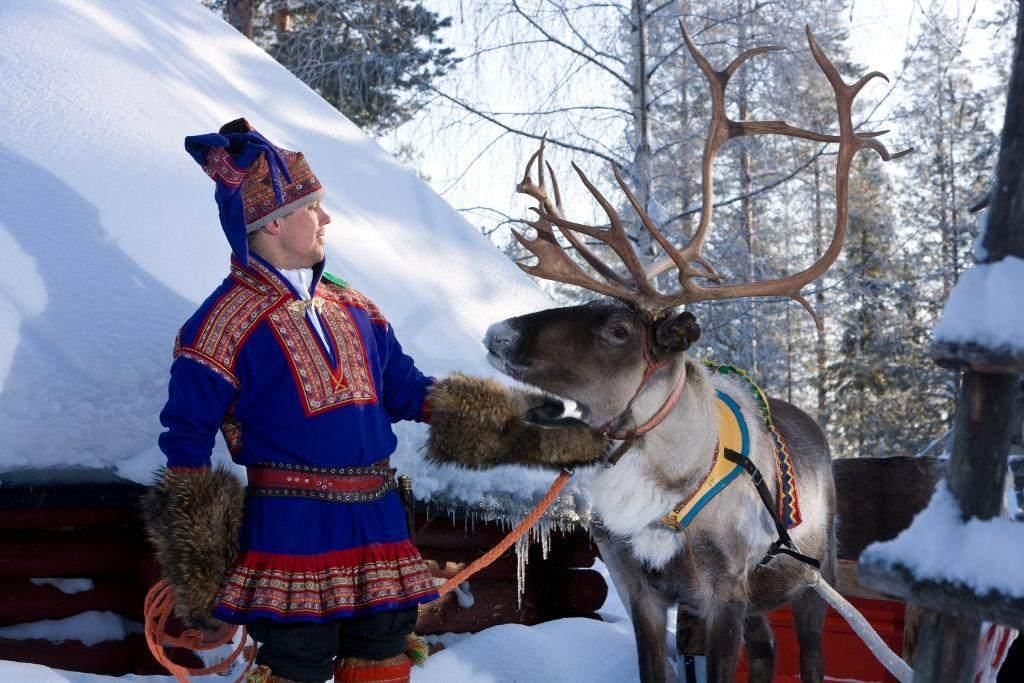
[158,253,439,624]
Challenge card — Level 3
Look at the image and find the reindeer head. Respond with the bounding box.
[486,301,701,422]
[486,23,908,430]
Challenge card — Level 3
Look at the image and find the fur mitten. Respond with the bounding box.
[426,373,608,470]
[140,466,244,626]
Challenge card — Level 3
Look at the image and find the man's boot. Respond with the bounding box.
[333,654,412,683]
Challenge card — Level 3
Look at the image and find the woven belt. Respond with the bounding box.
[247,461,396,503]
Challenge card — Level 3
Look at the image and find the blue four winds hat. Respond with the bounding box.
[184,118,324,265]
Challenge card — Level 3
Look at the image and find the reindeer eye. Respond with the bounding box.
[608,324,631,341]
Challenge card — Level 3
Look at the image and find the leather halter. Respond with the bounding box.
[600,329,688,456]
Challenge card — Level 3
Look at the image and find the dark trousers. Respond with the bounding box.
[247,607,417,683]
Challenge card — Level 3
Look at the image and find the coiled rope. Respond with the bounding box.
[143,578,255,683]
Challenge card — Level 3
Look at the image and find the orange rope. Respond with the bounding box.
[143,578,255,682]
[437,469,573,596]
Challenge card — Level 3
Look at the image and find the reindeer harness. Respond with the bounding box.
[603,356,817,569]
[654,363,817,569]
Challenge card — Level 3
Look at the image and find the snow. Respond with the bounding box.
[861,482,1024,598]
[932,256,1024,352]
[418,618,639,682]
[29,578,95,595]
[0,611,142,647]
[0,0,573,509]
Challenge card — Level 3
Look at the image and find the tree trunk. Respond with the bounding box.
[271,0,291,40]
[736,0,758,376]
[226,0,258,39]
[813,157,828,428]
[629,0,655,263]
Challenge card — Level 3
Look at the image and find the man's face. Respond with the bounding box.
[276,200,332,267]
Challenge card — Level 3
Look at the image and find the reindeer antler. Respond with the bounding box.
[513,24,912,328]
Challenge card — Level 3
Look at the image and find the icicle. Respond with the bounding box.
[514,532,531,609]
[539,521,552,561]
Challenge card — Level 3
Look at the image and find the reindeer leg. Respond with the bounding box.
[743,613,775,683]
[628,586,671,683]
[593,531,672,682]
[792,523,836,683]
[791,586,827,683]
[705,600,746,683]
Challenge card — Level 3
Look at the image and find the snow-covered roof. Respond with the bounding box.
[0,0,568,508]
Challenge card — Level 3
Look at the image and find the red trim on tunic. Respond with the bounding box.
[321,284,387,326]
[215,541,438,618]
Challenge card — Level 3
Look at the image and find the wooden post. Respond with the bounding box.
[910,7,1024,682]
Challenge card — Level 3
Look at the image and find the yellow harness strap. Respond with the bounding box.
[658,391,749,531]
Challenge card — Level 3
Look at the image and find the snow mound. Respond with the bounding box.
[0,611,142,647]
[0,0,569,506]
[862,482,1024,598]
[933,256,1024,352]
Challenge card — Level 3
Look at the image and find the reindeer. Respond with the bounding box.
[483,24,908,683]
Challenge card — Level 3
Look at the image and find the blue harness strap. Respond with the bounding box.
[658,390,750,531]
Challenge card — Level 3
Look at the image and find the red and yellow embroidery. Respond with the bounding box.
[176,259,384,417]
[267,295,377,416]
[174,273,285,388]
[322,284,387,326]
[215,542,438,618]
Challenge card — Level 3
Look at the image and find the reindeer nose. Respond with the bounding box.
[484,320,519,358]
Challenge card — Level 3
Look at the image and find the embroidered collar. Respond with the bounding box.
[231,252,328,298]
[704,363,802,529]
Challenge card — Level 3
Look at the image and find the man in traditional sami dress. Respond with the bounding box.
[155,119,437,683]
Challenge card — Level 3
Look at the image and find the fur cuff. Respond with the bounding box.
[425,373,608,470]
[141,466,244,626]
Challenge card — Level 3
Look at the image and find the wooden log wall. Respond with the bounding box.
[0,482,607,675]
[0,482,180,675]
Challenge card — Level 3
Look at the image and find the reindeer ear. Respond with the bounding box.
[654,311,701,354]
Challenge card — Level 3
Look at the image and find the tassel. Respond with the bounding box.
[404,633,429,667]
[244,665,273,683]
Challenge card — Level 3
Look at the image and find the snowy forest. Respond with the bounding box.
[209,0,1018,463]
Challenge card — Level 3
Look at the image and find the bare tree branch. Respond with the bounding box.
[425,83,626,166]
[510,0,634,89]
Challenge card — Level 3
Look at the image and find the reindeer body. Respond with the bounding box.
[590,365,836,682]
[481,20,904,682]
[486,304,836,682]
